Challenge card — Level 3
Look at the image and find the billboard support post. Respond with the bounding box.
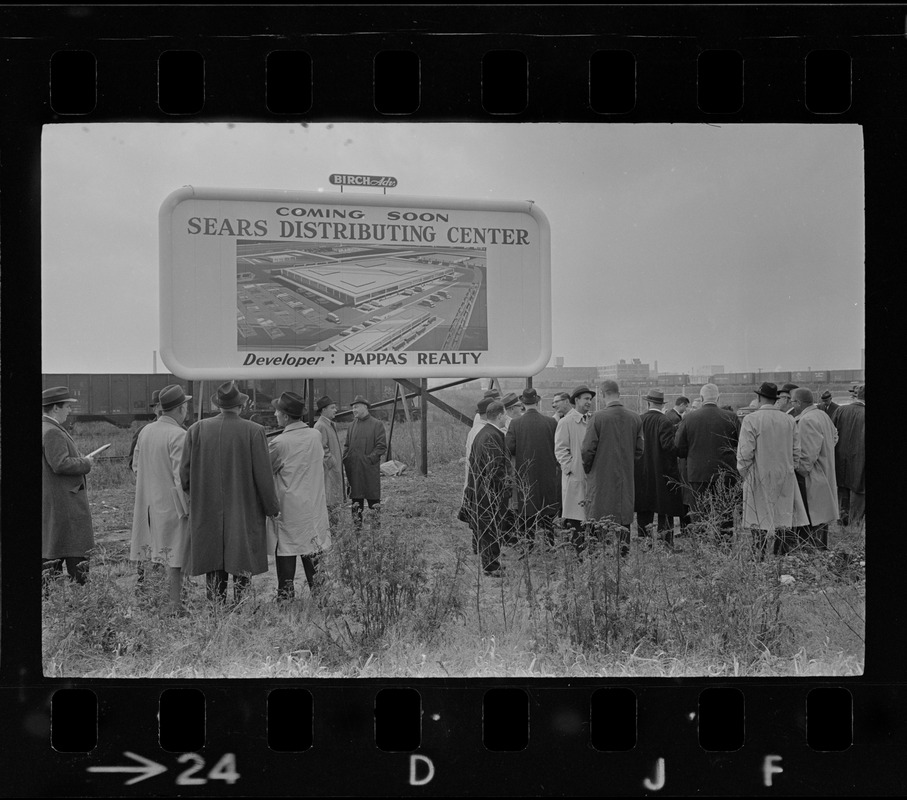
[386,380,420,472]
[306,379,315,427]
[402,384,420,473]
[386,390,400,462]
[420,378,428,476]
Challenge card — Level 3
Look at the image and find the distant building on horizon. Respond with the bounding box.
[534,365,599,389]
[598,358,650,383]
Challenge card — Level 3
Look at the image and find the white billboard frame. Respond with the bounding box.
[159,186,550,379]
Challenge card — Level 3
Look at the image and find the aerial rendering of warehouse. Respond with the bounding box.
[235,241,487,352]
[276,257,456,307]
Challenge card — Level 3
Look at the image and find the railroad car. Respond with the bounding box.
[654,373,691,386]
[42,373,411,427]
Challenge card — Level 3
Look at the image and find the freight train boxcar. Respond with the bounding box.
[43,373,191,426]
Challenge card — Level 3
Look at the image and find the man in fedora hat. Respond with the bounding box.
[269,392,331,600]
[500,392,522,431]
[634,388,684,547]
[313,395,345,526]
[555,385,596,549]
[833,383,865,526]
[42,386,97,587]
[180,381,280,604]
[473,387,501,428]
[818,390,839,419]
[342,395,387,530]
[737,382,809,557]
[129,389,164,471]
[581,380,644,557]
[675,383,740,540]
[777,383,800,417]
[505,386,561,546]
[131,383,193,615]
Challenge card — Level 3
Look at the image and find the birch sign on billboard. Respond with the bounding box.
[159,187,550,379]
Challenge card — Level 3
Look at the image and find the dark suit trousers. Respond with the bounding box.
[477,519,502,573]
[206,571,251,603]
[838,487,865,526]
[689,476,735,536]
[276,554,319,597]
[42,557,88,586]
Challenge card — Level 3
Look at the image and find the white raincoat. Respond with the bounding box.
[131,416,190,567]
[737,406,809,532]
[268,421,331,557]
[554,408,590,522]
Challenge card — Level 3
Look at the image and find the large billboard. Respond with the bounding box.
[160,187,550,378]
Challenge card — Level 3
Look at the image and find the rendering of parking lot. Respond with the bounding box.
[236,241,488,353]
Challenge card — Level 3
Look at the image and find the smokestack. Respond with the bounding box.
[153,350,157,374]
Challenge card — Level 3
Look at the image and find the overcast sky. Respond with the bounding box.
[42,122,864,376]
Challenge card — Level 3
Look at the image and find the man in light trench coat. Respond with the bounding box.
[313,395,346,527]
[269,391,331,600]
[554,385,595,552]
[792,387,839,550]
[180,381,280,604]
[737,382,809,558]
[131,383,193,615]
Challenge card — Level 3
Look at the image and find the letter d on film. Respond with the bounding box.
[409,755,434,786]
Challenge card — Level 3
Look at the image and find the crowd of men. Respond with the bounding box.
[41,381,387,612]
[41,375,866,599]
[459,380,866,576]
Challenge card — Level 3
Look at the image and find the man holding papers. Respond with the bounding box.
[42,386,99,588]
[131,383,193,615]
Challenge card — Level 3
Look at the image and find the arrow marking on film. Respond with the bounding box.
[87,751,168,785]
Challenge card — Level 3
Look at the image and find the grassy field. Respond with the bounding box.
[43,415,865,678]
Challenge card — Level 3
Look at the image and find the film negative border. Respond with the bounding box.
[1,4,900,797]
[7,684,906,795]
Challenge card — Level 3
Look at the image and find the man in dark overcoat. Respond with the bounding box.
[504,387,560,545]
[634,389,684,547]
[581,380,644,556]
[664,396,693,528]
[463,401,509,576]
[674,383,740,539]
[42,386,97,587]
[818,390,840,419]
[180,381,280,603]
[342,395,387,530]
[833,384,865,526]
